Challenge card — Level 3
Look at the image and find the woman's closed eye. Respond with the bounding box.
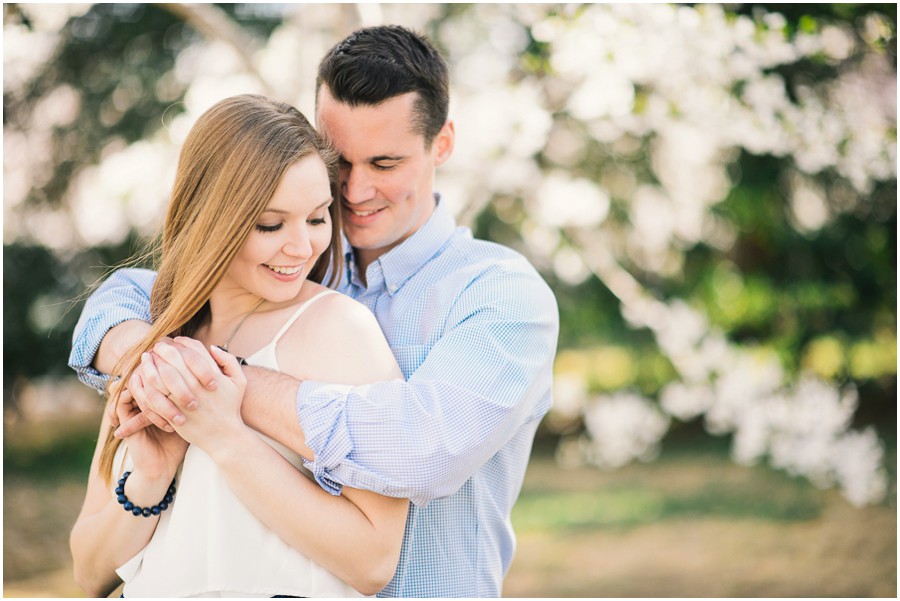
[255,223,282,233]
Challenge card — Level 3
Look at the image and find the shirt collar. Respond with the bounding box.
[343,193,456,295]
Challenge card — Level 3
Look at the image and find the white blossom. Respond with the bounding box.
[581,392,671,468]
[534,172,610,228]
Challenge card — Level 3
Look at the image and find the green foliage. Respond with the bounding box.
[741,4,897,30]
[6,3,288,213]
[2,1,278,413]
[7,4,190,209]
[3,245,82,386]
[3,235,147,413]
[3,426,97,481]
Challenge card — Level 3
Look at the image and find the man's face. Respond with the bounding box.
[315,86,453,271]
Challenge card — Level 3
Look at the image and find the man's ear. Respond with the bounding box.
[432,120,455,167]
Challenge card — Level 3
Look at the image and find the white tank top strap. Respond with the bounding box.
[269,289,339,347]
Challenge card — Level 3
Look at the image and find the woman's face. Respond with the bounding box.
[224,154,334,304]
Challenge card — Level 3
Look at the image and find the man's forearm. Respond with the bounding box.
[68,268,157,389]
[94,320,152,376]
[241,366,314,461]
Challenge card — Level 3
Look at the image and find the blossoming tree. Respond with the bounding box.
[4,3,895,505]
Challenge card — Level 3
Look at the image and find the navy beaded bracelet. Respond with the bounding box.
[115,471,176,517]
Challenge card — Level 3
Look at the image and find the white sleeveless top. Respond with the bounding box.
[115,290,361,597]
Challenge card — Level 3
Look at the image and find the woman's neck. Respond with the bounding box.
[201,288,268,346]
[200,281,318,349]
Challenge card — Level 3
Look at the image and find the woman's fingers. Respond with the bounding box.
[172,337,221,390]
[127,372,175,431]
[148,349,200,412]
[151,342,210,405]
[118,339,246,448]
[209,344,246,384]
[134,355,187,425]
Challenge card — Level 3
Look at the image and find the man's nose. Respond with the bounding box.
[342,166,376,204]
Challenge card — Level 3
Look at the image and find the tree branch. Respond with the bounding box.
[156,2,272,95]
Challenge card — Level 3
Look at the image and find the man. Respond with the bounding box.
[70,25,558,597]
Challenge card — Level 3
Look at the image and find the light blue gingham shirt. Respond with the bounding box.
[69,195,559,597]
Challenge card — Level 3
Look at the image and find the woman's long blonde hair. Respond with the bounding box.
[98,94,341,481]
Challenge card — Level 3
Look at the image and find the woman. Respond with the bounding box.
[70,94,407,597]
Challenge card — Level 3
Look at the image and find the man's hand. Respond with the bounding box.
[114,337,222,438]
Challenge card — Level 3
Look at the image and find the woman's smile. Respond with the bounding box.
[262,263,305,281]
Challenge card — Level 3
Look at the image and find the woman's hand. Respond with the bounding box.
[147,339,248,457]
[112,337,222,439]
[114,383,187,481]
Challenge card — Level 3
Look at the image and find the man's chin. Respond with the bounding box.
[344,231,382,251]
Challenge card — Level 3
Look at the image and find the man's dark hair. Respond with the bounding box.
[316,25,449,147]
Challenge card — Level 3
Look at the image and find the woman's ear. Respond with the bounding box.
[432,120,455,167]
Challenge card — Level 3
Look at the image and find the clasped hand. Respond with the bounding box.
[111,337,247,454]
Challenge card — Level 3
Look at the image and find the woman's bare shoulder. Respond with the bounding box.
[276,288,401,385]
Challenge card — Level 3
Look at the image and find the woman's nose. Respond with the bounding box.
[283,227,313,260]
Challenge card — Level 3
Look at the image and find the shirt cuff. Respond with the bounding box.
[296,380,356,496]
[76,367,112,394]
[69,314,142,393]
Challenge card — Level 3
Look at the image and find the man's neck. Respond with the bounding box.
[351,193,440,287]
[353,248,378,285]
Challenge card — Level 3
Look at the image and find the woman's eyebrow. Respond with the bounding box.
[262,198,332,214]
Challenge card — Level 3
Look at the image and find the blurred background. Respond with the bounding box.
[3,3,896,597]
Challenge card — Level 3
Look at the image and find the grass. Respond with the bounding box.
[4,428,96,481]
[513,479,823,532]
[516,428,834,533]
[504,440,896,597]
[3,410,897,598]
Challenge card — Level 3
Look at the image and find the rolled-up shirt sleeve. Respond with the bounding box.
[69,268,156,392]
[297,266,559,507]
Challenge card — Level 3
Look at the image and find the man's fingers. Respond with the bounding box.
[105,398,120,428]
[114,388,140,424]
[106,377,128,428]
